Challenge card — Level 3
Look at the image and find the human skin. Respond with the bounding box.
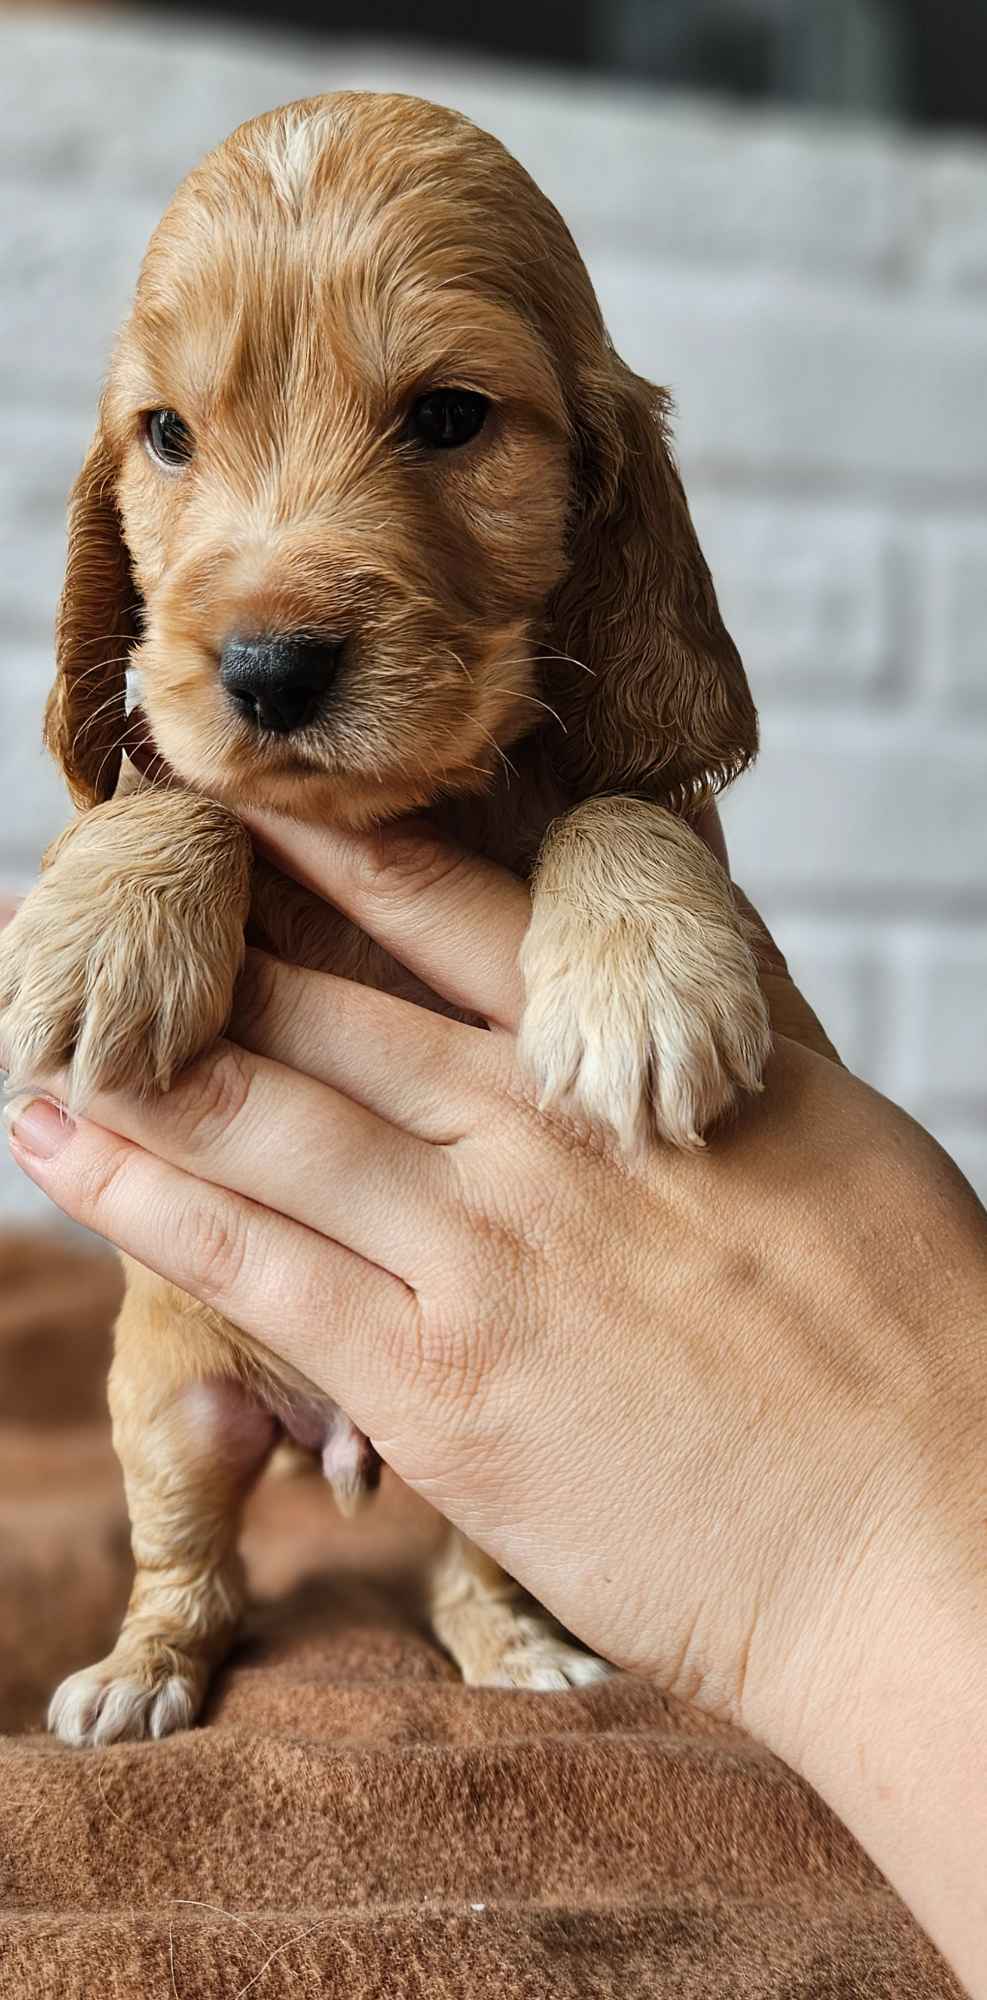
[4,818,987,1995]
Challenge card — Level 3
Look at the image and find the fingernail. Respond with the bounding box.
[2,1093,75,1159]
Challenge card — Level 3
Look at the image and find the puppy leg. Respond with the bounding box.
[49,1277,275,1747]
[0,788,251,1108]
[429,1529,610,1691]
[520,795,771,1151]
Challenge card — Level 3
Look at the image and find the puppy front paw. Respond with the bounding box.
[49,1647,207,1746]
[0,798,251,1105]
[519,899,770,1151]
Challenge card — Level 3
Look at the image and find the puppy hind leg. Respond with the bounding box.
[429,1529,611,1692]
[49,1315,275,1747]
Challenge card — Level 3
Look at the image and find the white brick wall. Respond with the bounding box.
[1,11,985,1222]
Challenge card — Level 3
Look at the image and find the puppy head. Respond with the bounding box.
[48,93,754,824]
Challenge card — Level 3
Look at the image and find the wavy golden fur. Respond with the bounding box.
[1,94,770,1743]
[47,94,754,822]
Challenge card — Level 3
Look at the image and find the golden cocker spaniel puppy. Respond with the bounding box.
[0,93,770,1743]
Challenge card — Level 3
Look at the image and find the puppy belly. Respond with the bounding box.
[266,1380,381,1515]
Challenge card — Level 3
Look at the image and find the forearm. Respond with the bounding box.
[748,1270,987,1997]
[792,1562,987,1995]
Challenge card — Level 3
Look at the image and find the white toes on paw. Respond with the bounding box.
[0,880,240,1106]
[49,1662,200,1747]
[520,922,771,1152]
[482,1616,613,1693]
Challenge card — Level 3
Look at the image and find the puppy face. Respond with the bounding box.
[98,97,578,824]
[49,94,756,825]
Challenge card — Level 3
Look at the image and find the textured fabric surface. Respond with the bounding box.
[0,1229,960,1998]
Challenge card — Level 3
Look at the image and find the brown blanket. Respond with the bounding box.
[0,1229,959,1998]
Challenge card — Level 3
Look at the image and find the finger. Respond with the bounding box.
[245,813,530,1031]
[27,1038,454,1284]
[4,1098,417,1405]
[231,950,498,1137]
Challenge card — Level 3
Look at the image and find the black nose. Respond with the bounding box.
[219,634,342,735]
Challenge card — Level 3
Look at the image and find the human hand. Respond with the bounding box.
[5,817,987,1991]
[2,811,851,1685]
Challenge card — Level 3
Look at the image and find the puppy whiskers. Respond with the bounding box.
[91,735,128,801]
[473,723,517,788]
[443,646,474,687]
[72,687,129,752]
[498,650,597,680]
[484,687,566,733]
[64,652,135,688]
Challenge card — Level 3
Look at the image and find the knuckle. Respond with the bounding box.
[175,1193,250,1301]
[353,827,470,906]
[404,1308,494,1415]
[73,1140,134,1227]
[163,1039,255,1153]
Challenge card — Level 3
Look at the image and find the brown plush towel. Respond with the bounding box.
[0,1229,960,1998]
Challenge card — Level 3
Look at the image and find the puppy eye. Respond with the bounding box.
[145,409,194,468]
[410,390,488,451]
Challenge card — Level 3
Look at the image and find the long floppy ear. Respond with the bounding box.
[547,358,756,816]
[44,421,140,809]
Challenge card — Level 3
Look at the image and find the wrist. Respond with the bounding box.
[749,1445,987,1995]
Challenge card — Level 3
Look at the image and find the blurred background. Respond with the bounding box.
[1,0,984,1222]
